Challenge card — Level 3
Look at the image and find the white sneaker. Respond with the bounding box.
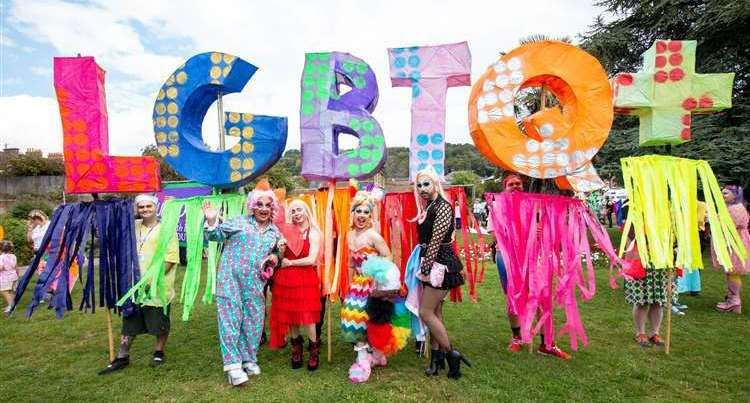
[3,306,11,314]
[226,368,248,386]
[242,362,261,376]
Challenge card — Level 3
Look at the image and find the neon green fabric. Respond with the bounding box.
[118,194,248,320]
[619,155,747,270]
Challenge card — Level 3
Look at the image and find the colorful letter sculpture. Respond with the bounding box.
[387,42,471,181]
[469,41,613,191]
[300,52,386,180]
[612,40,734,146]
[54,57,161,193]
[153,52,288,188]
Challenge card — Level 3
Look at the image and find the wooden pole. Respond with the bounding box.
[217,91,225,151]
[106,309,115,362]
[665,268,674,354]
[327,297,333,363]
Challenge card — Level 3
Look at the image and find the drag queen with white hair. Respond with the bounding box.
[412,166,470,380]
[203,181,286,386]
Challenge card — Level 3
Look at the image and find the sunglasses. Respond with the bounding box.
[416,181,432,189]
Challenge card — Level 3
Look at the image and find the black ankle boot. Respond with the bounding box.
[291,336,304,369]
[446,349,471,380]
[424,349,445,376]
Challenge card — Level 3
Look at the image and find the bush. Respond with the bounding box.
[9,200,53,220]
[0,215,34,265]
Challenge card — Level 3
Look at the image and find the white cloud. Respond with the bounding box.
[3,0,604,157]
[0,95,62,151]
[30,65,51,76]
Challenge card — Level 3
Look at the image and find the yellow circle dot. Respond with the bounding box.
[230,171,242,182]
[228,127,240,137]
[167,102,179,114]
[222,66,232,77]
[168,145,180,157]
[167,116,179,128]
[231,143,241,154]
[223,54,235,64]
[242,158,254,170]
[242,127,254,139]
[168,131,179,142]
[157,116,167,128]
[228,112,240,123]
[157,89,165,100]
[230,158,241,170]
[210,52,222,64]
[157,145,168,157]
[156,132,167,142]
[176,71,188,85]
[242,142,254,153]
[166,87,178,99]
[155,103,166,115]
[166,75,175,86]
[242,113,253,123]
[210,66,221,79]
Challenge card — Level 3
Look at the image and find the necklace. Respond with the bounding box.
[137,221,158,254]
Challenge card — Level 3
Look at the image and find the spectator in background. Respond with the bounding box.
[0,241,18,314]
[26,210,49,254]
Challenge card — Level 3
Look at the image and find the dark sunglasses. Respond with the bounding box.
[416,181,432,189]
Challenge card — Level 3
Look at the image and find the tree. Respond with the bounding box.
[581,0,750,191]
[0,153,64,176]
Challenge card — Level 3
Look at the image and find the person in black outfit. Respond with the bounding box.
[412,166,470,380]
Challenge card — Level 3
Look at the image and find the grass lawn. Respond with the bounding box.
[2,252,749,402]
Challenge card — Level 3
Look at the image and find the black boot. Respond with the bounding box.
[424,349,445,376]
[446,349,471,380]
[291,336,304,369]
[307,339,321,371]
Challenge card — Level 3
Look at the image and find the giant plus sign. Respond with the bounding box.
[612,40,734,146]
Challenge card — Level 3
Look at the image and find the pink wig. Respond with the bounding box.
[247,189,280,220]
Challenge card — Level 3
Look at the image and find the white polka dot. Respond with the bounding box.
[476,97,486,109]
[555,138,569,150]
[488,107,503,120]
[502,104,515,116]
[539,123,554,137]
[477,110,489,123]
[482,80,495,92]
[483,92,498,105]
[527,155,540,167]
[507,57,522,71]
[495,74,510,88]
[512,154,526,167]
[542,152,556,165]
[572,151,585,164]
[526,139,540,152]
[556,153,570,166]
[492,61,507,73]
[510,71,524,85]
[529,169,540,177]
[541,140,554,152]
[498,89,514,103]
[543,168,559,178]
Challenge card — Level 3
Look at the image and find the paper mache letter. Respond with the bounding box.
[387,42,471,181]
[300,52,386,181]
[153,52,288,188]
[468,41,613,192]
[612,40,734,146]
[54,57,161,193]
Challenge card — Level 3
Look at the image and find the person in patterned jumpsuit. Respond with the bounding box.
[203,185,285,387]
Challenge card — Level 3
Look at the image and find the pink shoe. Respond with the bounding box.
[371,350,387,367]
[348,345,372,383]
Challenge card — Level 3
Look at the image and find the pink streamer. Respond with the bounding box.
[488,191,620,350]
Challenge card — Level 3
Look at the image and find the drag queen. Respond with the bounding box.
[340,191,408,383]
[204,183,285,386]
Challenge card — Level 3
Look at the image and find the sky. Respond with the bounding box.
[0,0,604,156]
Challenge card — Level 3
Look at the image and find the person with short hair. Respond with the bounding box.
[99,194,179,375]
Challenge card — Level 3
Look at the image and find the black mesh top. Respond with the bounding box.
[417,196,461,275]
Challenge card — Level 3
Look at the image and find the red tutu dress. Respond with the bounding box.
[269,230,322,348]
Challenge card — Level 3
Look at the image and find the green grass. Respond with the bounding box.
[1,257,748,402]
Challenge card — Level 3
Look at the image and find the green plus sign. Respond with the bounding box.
[612,40,734,146]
